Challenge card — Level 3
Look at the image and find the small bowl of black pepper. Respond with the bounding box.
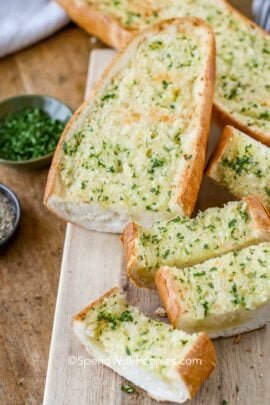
[0,183,21,248]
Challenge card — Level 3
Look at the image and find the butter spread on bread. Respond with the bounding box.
[207,126,270,209]
[156,242,270,338]
[57,0,270,144]
[45,18,215,232]
[122,196,270,288]
[73,287,216,403]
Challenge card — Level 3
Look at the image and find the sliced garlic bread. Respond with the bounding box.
[156,242,270,338]
[57,0,270,144]
[45,18,215,232]
[207,126,270,209]
[73,287,216,403]
[123,196,270,288]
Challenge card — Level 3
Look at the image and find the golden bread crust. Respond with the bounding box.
[244,195,270,236]
[205,125,234,179]
[178,332,216,399]
[73,287,120,322]
[155,267,181,327]
[177,19,215,216]
[57,0,132,48]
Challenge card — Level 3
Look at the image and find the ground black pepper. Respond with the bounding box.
[0,192,16,242]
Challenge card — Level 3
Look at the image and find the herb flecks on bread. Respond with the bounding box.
[123,196,270,288]
[156,242,270,337]
[73,287,216,403]
[45,18,215,232]
[207,126,270,209]
[58,0,270,143]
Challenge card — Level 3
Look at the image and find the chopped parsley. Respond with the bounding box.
[121,384,136,394]
[0,107,65,161]
[119,310,133,322]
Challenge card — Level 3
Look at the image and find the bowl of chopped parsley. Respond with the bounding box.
[0,95,73,168]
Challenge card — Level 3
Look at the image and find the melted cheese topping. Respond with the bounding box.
[168,242,270,321]
[135,200,260,285]
[60,24,209,220]
[82,291,198,378]
[87,0,270,137]
[212,128,270,208]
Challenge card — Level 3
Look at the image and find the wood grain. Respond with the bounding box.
[43,40,270,405]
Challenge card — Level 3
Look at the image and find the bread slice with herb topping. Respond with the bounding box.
[44,18,215,233]
[57,0,270,145]
[73,287,216,403]
[206,126,270,209]
[122,195,270,288]
[156,242,270,338]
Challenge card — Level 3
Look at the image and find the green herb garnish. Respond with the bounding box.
[119,310,133,322]
[121,384,136,394]
[0,107,65,161]
[222,154,255,175]
[194,271,206,277]
[228,219,237,229]
[202,301,209,317]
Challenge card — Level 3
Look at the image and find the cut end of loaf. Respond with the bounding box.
[206,126,270,210]
[72,286,216,403]
[244,195,270,236]
[178,332,216,399]
[156,242,270,338]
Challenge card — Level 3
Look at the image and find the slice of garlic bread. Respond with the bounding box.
[206,126,270,209]
[73,287,216,403]
[57,0,270,144]
[156,243,270,338]
[123,196,270,288]
[45,18,215,233]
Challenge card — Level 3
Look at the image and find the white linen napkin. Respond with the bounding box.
[0,0,69,58]
[253,0,270,31]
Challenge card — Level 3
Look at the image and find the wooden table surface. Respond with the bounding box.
[0,2,252,404]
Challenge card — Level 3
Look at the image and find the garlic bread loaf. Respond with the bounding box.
[57,0,270,144]
[207,126,270,209]
[156,242,270,338]
[122,196,270,288]
[45,18,215,232]
[73,287,216,403]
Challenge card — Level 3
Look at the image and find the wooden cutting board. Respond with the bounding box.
[43,49,270,405]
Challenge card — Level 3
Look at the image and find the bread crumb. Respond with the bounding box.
[154,307,167,317]
[17,378,24,386]
[233,334,242,344]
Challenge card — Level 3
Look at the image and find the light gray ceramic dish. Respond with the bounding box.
[0,183,21,248]
[0,94,73,169]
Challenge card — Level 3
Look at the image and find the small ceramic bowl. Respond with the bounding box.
[0,94,73,169]
[0,183,21,248]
